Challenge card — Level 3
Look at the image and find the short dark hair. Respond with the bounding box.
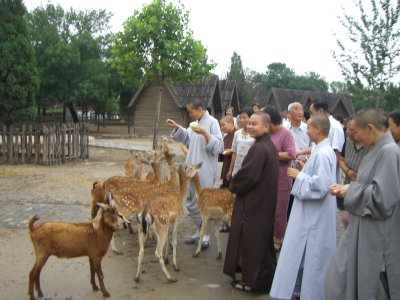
[389,111,400,126]
[304,111,311,121]
[187,99,205,110]
[262,106,282,125]
[312,99,329,113]
[334,115,344,124]
[240,107,254,118]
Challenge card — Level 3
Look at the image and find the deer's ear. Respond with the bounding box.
[196,162,203,169]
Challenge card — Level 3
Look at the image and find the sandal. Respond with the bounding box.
[233,281,252,292]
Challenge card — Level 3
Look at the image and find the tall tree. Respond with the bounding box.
[0,0,39,124]
[227,52,248,105]
[333,0,400,108]
[27,4,115,122]
[111,0,214,147]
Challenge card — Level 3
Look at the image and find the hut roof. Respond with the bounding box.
[265,88,355,116]
[170,75,221,111]
[127,75,222,112]
[219,79,239,112]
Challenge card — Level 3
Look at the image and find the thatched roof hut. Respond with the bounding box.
[219,79,240,116]
[127,76,222,136]
[263,88,355,117]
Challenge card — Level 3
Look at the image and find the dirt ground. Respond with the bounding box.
[0,138,271,300]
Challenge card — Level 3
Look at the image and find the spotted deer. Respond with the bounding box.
[191,173,235,259]
[135,163,202,282]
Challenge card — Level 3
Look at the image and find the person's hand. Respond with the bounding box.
[287,167,300,178]
[295,159,305,171]
[347,169,357,181]
[165,119,179,128]
[222,149,232,155]
[226,170,232,180]
[329,184,349,198]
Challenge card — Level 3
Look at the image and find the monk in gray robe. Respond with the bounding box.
[328,109,400,300]
[224,112,279,292]
[165,99,223,246]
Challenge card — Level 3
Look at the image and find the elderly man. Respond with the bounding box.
[283,102,311,219]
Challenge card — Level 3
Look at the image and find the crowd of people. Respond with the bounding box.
[165,99,400,300]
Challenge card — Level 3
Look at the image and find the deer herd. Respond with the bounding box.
[28,137,235,299]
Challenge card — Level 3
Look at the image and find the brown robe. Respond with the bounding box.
[220,130,235,188]
[224,133,279,291]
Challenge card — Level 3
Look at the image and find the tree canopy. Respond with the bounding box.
[334,0,400,108]
[0,0,39,124]
[111,0,215,84]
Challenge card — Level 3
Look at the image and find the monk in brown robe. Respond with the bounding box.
[224,112,279,292]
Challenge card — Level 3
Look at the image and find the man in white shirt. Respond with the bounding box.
[310,99,345,181]
[283,102,312,219]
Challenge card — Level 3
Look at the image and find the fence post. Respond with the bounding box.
[27,124,32,163]
[61,123,66,163]
[21,124,26,164]
[1,125,6,164]
[7,124,13,164]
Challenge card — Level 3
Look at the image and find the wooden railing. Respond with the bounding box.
[0,123,89,165]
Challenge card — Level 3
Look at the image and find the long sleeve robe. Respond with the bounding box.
[170,111,223,188]
[270,138,337,300]
[224,133,279,291]
[325,132,400,300]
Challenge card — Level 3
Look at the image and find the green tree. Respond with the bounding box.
[227,52,249,106]
[27,5,116,122]
[111,0,215,147]
[289,72,329,92]
[334,0,400,108]
[0,0,39,124]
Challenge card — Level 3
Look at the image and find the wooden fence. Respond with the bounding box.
[0,123,89,165]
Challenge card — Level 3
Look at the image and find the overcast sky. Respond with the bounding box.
[25,0,355,83]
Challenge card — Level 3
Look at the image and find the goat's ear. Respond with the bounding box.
[93,207,102,230]
[118,212,130,224]
[97,202,108,211]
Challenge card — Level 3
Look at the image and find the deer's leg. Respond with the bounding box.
[110,234,123,255]
[93,258,110,298]
[193,215,208,257]
[171,220,180,271]
[213,219,222,259]
[155,227,176,282]
[134,224,146,282]
[163,226,170,264]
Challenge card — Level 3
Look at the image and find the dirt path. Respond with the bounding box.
[0,139,270,300]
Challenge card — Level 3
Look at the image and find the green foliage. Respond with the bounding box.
[0,0,39,124]
[27,4,120,117]
[111,0,215,84]
[227,52,251,106]
[334,0,400,108]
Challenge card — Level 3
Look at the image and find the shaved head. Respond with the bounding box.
[309,115,330,136]
[353,109,387,131]
[253,112,271,125]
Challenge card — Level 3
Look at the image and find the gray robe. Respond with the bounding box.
[171,111,223,227]
[326,132,400,300]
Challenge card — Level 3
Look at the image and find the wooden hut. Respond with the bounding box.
[127,76,222,136]
[263,88,355,118]
[219,79,240,116]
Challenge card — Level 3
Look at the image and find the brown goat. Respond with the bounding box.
[28,197,128,300]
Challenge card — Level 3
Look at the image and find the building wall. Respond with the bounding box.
[133,84,184,137]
